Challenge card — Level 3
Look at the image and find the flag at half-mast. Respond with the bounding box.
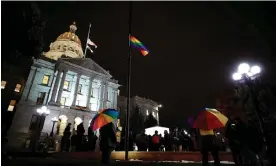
[87,38,97,48]
[129,35,149,56]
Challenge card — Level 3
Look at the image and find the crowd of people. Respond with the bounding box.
[118,129,197,152]
[58,117,272,166]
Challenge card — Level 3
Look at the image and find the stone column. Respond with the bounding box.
[86,77,94,109]
[103,81,109,109]
[113,89,117,109]
[99,80,105,109]
[49,70,62,104]
[157,111,159,125]
[71,73,81,107]
[56,70,68,105]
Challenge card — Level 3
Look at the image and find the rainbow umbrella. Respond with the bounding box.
[91,108,119,131]
[192,108,228,130]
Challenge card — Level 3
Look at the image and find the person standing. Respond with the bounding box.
[151,130,160,151]
[76,123,85,151]
[163,130,171,151]
[135,130,148,151]
[88,126,97,151]
[199,129,220,166]
[100,122,117,164]
[61,123,71,152]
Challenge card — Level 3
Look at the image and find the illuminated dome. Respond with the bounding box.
[44,22,84,60]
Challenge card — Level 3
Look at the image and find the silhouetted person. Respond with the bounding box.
[76,123,85,151]
[61,123,71,152]
[171,128,180,151]
[71,130,77,152]
[151,130,160,151]
[135,130,148,151]
[199,129,220,166]
[225,118,244,166]
[100,122,117,164]
[88,126,97,151]
[163,130,171,151]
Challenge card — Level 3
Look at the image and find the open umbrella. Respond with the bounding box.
[91,108,119,131]
[193,108,228,130]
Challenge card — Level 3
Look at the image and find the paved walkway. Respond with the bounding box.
[7,157,234,166]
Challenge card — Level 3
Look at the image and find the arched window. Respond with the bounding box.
[74,117,83,130]
[57,115,68,136]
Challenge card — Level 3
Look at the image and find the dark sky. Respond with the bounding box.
[2,2,276,128]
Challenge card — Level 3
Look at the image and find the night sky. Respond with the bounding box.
[2,2,276,128]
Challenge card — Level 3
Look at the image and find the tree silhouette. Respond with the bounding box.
[145,112,158,128]
[130,105,145,135]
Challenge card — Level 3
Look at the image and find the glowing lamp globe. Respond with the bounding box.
[232,73,242,81]
[251,66,261,75]
[238,63,250,74]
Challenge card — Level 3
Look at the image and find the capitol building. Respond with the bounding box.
[7,22,120,150]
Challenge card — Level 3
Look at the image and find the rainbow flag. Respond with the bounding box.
[129,35,149,56]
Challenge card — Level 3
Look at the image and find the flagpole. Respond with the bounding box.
[125,1,133,161]
[84,23,92,58]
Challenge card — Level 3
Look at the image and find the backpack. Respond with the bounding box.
[152,135,160,144]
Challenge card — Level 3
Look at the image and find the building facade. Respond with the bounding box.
[117,96,161,125]
[7,22,120,150]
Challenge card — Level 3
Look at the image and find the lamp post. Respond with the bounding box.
[50,117,58,137]
[32,106,50,152]
[231,63,267,146]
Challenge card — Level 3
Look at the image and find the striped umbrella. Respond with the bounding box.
[193,108,228,130]
[91,108,119,131]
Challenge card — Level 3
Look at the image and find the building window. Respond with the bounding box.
[36,92,46,105]
[152,111,156,118]
[146,110,149,116]
[1,81,7,89]
[63,81,70,90]
[42,75,50,85]
[106,92,110,101]
[57,115,68,136]
[78,84,82,94]
[8,100,16,111]
[60,97,66,106]
[90,103,96,111]
[29,115,39,130]
[117,89,120,96]
[14,84,22,92]
[74,117,83,130]
[91,88,94,97]
[76,100,80,106]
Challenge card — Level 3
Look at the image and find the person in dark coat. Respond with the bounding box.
[100,122,117,164]
[70,130,77,152]
[88,126,98,151]
[225,118,244,166]
[76,122,85,151]
[135,130,148,151]
[61,123,71,152]
[163,130,171,151]
[199,129,220,166]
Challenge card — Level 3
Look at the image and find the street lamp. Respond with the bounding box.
[232,63,261,81]
[50,117,58,136]
[231,62,267,147]
[33,106,50,152]
[37,106,50,116]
